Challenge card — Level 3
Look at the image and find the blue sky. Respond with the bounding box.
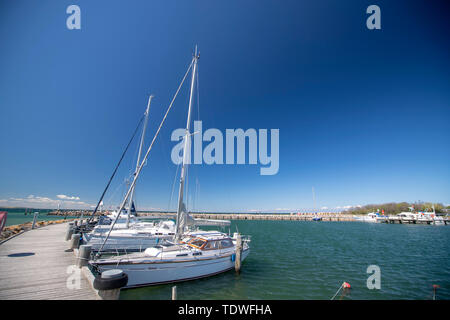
[0,0,449,212]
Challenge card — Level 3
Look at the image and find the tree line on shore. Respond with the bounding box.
[348,202,448,215]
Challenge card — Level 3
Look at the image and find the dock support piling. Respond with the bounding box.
[235,234,242,273]
[77,245,91,268]
[69,233,81,251]
[172,286,177,300]
[65,224,74,241]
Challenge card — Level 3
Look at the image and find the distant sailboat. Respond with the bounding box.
[83,96,176,252]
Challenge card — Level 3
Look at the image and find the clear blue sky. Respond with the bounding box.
[0,0,449,212]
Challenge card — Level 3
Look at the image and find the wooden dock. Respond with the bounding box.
[0,222,98,300]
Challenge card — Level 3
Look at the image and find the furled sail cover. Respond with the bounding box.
[178,203,195,232]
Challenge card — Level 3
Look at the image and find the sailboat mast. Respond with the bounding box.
[126,95,153,227]
[95,58,194,255]
[175,47,199,240]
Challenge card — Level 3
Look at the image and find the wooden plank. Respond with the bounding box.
[0,222,98,300]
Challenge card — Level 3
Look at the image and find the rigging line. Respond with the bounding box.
[87,114,145,224]
[96,58,194,256]
[330,283,344,300]
[104,177,124,207]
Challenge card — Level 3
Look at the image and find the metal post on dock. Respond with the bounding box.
[172,286,177,300]
[31,212,39,229]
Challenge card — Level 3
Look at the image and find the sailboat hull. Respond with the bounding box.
[95,248,250,288]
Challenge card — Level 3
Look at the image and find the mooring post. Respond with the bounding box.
[31,212,39,229]
[94,269,128,300]
[235,233,242,272]
[65,224,74,241]
[69,233,81,250]
[77,244,92,268]
[172,286,177,300]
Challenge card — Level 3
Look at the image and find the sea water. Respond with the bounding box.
[120,220,450,300]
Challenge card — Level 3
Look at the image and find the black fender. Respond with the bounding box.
[93,272,128,291]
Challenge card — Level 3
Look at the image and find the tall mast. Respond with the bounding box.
[175,47,199,241]
[126,95,153,227]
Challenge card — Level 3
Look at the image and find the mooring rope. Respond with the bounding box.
[330,283,344,300]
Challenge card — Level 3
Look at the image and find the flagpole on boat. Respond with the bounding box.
[126,95,153,228]
[175,46,199,242]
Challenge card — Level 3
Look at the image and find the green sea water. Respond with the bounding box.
[1,209,77,227]
[120,220,450,300]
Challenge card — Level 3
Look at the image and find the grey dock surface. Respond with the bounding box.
[0,222,98,300]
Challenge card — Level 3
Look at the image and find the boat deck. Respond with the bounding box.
[0,222,98,300]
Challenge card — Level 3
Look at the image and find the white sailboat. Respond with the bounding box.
[83,96,176,252]
[89,48,250,287]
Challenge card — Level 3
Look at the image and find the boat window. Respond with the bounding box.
[189,238,206,248]
[203,241,220,250]
[220,239,233,248]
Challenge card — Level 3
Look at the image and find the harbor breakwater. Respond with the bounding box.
[46,211,449,224]
[140,212,356,221]
[47,210,354,221]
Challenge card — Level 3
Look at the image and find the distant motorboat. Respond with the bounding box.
[353,212,378,223]
[397,206,444,225]
[433,216,445,226]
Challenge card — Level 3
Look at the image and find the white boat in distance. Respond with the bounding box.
[353,212,379,223]
[90,47,250,286]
